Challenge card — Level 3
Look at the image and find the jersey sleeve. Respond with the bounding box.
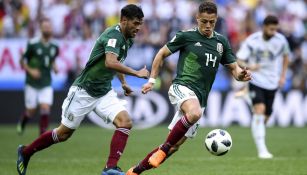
[166,31,186,53]
[281,37,290,56]
[220,38,236,65]
[104,33,124,56]
[52,45,59,62]
[23,42,32,60]
[236,40,251,61]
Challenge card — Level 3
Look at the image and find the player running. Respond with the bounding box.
[126,1,251,174]
[17,4,148,175]
[17,18,59,135]
[236,15,289,159]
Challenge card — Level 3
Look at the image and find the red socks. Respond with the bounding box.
[39,114,49,135]
[106,128,130,168]
[133,147,158,174]
[23,129,59,158]
[161,115,192,153]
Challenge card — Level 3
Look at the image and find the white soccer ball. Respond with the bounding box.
[205,129,232,156]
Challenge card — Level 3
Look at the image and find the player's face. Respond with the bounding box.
[123,17,143,38]
[263,24,278,39]
[40,21,53,38]
[196,12,217,37]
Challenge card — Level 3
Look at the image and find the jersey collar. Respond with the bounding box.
[197,27,215,38]
[117,23,128,42]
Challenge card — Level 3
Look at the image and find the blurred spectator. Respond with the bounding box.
[1,0,306,91]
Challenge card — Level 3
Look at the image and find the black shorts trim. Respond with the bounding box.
[249,83,277,116]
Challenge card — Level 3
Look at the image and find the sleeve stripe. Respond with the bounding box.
[223,60,236,66]
[165,45,173,54]
[105,51,119,57]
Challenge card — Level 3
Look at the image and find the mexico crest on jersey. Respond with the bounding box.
[217,43,223,55]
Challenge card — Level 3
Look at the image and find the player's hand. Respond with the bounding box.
[29,68,41,79]
[53,66,59,74]
[136,65,149,79]
[238,67,251,81]
[122,83,133,96]
[142,82,154,94]
[278,76,286,88]
[249,64,261,71]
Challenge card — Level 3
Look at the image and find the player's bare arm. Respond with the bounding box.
[19,57,41,79]
[142,45,172,94]
[52,62,59,74]
[117,73,133,96]
[225,62,251,81]
[279,54,289,87]
[105,52,149,78]
[237,59,260,71]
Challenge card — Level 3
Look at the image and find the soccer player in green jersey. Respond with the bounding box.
[126,2,251,175]
[17,18,59,135]
[17,4,148,175]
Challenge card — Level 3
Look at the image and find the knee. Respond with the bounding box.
[25,109,36,117]
[186,109,202,123]
[55,129,73,142]
[115,116,132,129]
[40,108,50,115]
[253,104,266,115]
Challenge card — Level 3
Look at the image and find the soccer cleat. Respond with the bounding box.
[101,166,125,175]
[126,167,139,175]
[148,149,166,168]
[17,145,29,175]
[17,122,24,135]
[258,152,273,159]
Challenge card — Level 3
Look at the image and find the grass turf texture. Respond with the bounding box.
[1,124,306,175]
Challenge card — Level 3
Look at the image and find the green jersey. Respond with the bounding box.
[73,24,133,97]
[23,38,59,88]
[166,28,236,107]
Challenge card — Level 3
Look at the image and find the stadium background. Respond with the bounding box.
[0,0,306,128]
[1,1,307,175]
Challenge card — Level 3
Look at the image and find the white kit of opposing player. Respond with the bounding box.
[237,29,290,159]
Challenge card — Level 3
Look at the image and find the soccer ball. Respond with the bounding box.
[205,129,232,156]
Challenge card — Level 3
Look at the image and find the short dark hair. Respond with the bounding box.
[121,4,144,20]
[263,15,279,26]
[199,1,217,14]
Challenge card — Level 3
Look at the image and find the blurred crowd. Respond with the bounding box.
[0,0,306,91]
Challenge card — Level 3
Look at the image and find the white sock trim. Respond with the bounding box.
[251,114,268,153]
[117,128,130,135]
[52,129,60,143]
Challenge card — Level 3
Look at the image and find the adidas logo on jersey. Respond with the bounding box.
[194,42,202,46]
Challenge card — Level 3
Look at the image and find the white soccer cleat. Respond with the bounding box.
[258,152,273,159]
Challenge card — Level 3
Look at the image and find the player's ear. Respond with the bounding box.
[195,13,200,22]
[120,16,128,24]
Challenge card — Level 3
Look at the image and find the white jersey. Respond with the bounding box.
[236,31,290,90]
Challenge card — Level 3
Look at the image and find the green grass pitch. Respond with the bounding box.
[1,124,306,175]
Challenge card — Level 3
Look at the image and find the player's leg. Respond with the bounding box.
[260,88,277,157]
[17,86,95,175]
[94,89,130,175]
[17,85,38,135]
[264,89,277,124]
[38,86,53,135]
[148,102,201,167]
[38,104,50,135]
[249,84,272,159]
[127,137,188,175]
[149,84,202,167]
[17,124,74,175]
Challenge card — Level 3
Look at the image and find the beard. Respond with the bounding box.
[42,32,52,39]
[263,33,274,40]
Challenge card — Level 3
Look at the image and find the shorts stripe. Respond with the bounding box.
[173,84,185,99]
[63,90,77,118]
